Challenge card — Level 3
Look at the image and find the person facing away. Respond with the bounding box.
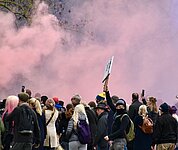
[6,92,41,150]
[28,98,46,150]
[43,98,59,150]
[94,103,109,150]
[66,103,89,150]
[133,105,152,150]
[128,93,142,122]
[152,102,177,150]
[84,103,98,150]
[2,95,19,150]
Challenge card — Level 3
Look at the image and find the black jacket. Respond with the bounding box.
[85,107,97,146]
[108,113,130,140]
[94,111,108,149]
[152,113,177,144]
[6,104,41,144]
[128,100,142,121]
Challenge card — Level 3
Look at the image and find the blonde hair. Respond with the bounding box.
[138,105,148,117]
[72,104,88,128]
[29,98,42,116]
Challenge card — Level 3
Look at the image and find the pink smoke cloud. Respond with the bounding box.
[0,1,178,106]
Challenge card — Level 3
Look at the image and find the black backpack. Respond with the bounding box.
[18,105,34,134]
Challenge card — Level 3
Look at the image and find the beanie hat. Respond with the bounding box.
[53,97,59,104]
[96,92,106,103]
[18,92,29,102]
[159,103,169,113]
[116,99,126,109]
[71,94,82,101]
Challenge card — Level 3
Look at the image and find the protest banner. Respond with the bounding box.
[102,56,114,83]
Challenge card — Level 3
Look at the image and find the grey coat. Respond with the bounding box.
[66,112,86,142]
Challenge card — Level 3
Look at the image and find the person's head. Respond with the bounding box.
[95,103,107,116]
[72,104,88,127]
[115,99,126,114]
[88,101,96,109]
[138,105,148,117]
[71,94,81,107]
[41,95,48,104]
[111,95,119,105]
[66,103,73,111]
[170,106,177,115]
[2,95,19,120]
[18,92,29,103]
[146,96,158,112]
[65,103,74,119]
[159,102,170,115]
[25,89,32,98]
[53,97,59,104]
[132,93,139,102]
[34,93,41,99]
[28,98,42,116]
[116,99,126,110]
[58,100,64,107]
[45,98,55,110]
[96,92,106,104]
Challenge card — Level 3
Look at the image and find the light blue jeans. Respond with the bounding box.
[110,138,127,150]
[69,141,87,150]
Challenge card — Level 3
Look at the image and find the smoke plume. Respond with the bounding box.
[0,0,178,105]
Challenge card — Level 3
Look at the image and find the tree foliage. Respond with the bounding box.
[0,0,35,24]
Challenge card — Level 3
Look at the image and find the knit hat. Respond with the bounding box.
[159,103,169,113]
[53,97,59,103]
[18,92,29,102]
[96,92,106,103]
[116,99,126,109]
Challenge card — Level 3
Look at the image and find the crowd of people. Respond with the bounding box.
[0,79,177,150]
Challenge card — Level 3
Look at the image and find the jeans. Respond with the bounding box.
[69,141,87,150]
[10,143,32,150]
[110,138,127,150]
[61,141,69,150]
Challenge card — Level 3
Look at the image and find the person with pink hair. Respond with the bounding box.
[2,95,19,150]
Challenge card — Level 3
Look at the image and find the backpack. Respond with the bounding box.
[77,119,91,144]
[139,117,153,134]
[120,114,135,142]
[18,105,34,134]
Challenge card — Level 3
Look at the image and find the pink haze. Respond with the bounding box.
[0,1,178,105]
